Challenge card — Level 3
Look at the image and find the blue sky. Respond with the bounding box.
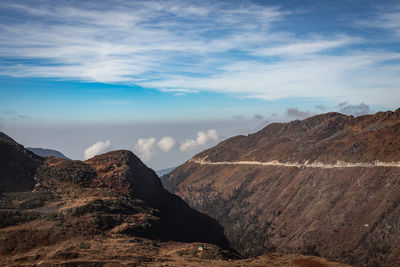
[0,0,399,169]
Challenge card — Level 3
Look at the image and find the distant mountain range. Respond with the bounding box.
[155,167,175,177]
[27,147,70,159]
[163,108,400,267]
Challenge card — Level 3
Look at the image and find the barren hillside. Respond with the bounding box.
[163,108,400,267]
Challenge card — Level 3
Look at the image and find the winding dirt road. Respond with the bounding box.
[190,157,400,169]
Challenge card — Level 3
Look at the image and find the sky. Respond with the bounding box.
[0,0,400,169]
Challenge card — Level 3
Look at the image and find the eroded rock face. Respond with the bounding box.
[163,109,400,267]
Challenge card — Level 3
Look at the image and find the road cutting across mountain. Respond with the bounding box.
[190,157,400,168]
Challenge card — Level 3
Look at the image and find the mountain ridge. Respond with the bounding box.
[163,108,400,267]
[0,132,231,265]
[192,108,400,164]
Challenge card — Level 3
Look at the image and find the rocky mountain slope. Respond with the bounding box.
[163,108,400,267]
[27,147,70,159]
[0,131,352,266]
[0,132,230,266]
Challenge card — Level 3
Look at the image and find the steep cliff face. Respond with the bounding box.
[163,108,400,267]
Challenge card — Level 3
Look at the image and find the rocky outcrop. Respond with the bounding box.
[163,108,400,267]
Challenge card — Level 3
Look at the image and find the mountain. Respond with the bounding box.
[27,147,70,159]
[0,131,352,266]
[156,166,175,177]
[163,108,400,267]
[0,132,230,265]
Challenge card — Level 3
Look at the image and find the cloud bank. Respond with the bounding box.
[84,140,112,160]
[134,130,220,161]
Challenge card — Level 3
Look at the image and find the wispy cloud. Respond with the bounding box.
[251,36,358,57]
[286,108,313,120]
[141,52,400,105]
[0,1,399,106]
[0,0,283,83]
[0,110,29,121]
[358,7,400,38]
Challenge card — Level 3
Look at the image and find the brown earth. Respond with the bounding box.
[163,108,400,267]
[0,236,352,266]
[0,132,351,266]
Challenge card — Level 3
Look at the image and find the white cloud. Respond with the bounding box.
[0,1,284,82]
[84,140,112,160]
[157,136,176,152]
[358,10,400,37]
[133,132,219,160]
[0,1,400,106]
[134,137,156,161]
[180,129,220,152]
[141,52,400,106]
[252,37,357,57]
